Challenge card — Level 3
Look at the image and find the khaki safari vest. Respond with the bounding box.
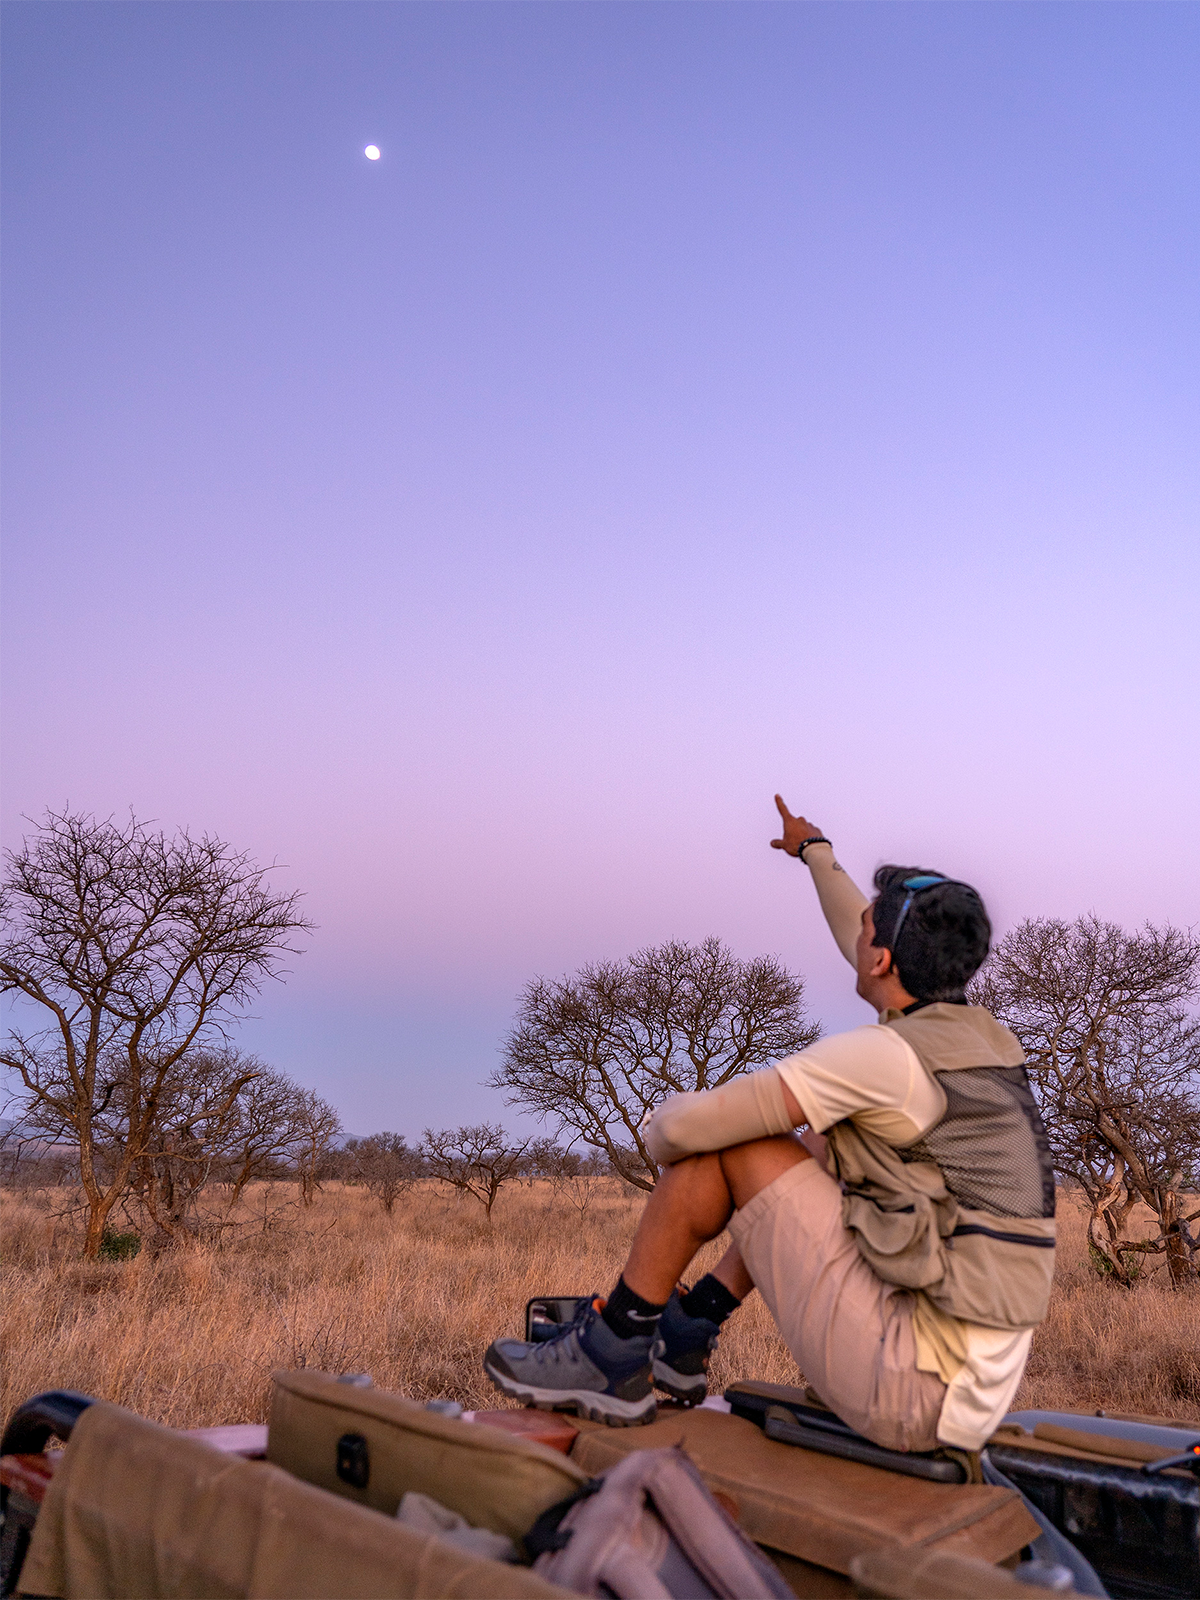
[824,1003,1056,1330]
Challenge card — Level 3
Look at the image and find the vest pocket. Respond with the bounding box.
[841,1191,951,1290]
[926,1211,1056,1327]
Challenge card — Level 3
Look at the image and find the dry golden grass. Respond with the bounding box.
[1014,1190,1199,1419]
[2,1180,1196,1431]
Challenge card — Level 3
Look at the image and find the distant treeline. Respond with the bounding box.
[0,1108,628,1245]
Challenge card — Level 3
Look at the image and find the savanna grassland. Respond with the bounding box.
[2,1179,1197,1431]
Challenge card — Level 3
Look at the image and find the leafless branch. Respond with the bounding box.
[490,937,819,1190]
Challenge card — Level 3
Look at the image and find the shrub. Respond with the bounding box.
[98,1229,141,1261]
[1088,1243,1142,1284]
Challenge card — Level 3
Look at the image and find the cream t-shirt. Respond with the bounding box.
[773,1025,945,1145]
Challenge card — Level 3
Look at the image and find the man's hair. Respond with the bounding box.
[871,865,991,1002]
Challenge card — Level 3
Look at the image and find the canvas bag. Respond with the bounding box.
[268,1370,588,1549]
[18,1399,575,1600]
[529,1445,793,1599]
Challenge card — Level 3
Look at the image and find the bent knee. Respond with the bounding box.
[719,1133,809,1209]
[658,1149,724,1178]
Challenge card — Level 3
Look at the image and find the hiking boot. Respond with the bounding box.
[651,1290,720,1406]
[484,1297,657,1426]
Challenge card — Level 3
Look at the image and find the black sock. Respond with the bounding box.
[679,1273,742,1326]
[602,1276,666,1340]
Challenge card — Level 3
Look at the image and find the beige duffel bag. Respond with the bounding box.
[268,1370,589,1548]
[20,1399,574,1600]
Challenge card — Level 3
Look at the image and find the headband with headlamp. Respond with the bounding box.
[887,874,976,953]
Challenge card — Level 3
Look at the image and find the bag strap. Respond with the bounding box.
[523,1478,602,1557]
[937,1446,984,1484]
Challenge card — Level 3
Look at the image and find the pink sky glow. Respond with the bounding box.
[4,4,1197,1134]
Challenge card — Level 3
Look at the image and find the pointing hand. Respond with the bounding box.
[771,795,824,858]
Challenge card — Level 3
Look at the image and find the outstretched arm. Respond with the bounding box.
[771,794,868,967]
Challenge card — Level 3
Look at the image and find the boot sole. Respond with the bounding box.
[652,1359,708,1407]
[483,1359,658,1426]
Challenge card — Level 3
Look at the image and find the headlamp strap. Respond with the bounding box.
[890,874,949,952]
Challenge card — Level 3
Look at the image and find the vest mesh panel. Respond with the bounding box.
[902,1067,1055,1219]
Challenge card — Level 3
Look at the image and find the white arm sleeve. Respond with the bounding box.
[643,1069,795,1166]
[802,841,869,966]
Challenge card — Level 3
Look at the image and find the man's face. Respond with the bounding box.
[855,902,891,1000]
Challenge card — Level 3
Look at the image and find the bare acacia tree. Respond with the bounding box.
[972,916,1200,1287]
[525,1139,610,1217]
[346,1132,420,1214]
[491,937,820,1190]
[421,1124,531,1218]
[219,1065,321,1208]
[126,1052,333,1233]
[521,1136,568,1187]
[292,1088,343,1205]
[123,1047,261,1242]
[0,810,311,1256]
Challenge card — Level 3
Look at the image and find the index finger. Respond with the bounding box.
[774,793,794,822]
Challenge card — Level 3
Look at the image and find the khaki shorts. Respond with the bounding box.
[728,1157,947,1453]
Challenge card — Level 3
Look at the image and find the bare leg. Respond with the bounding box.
[622,1153,733,1303]
[711,1242,756,1302]
[623,1136,810,1304]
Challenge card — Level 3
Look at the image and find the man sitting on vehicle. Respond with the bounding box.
[484,797,1056,1456]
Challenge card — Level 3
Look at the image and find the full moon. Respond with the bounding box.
[364,145,381,161]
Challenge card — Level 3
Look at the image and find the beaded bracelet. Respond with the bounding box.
[797,836,831,862]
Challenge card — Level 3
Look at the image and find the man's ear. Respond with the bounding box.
[867,942,894,978]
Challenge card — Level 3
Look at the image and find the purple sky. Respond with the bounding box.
[3,3,1197,1138]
